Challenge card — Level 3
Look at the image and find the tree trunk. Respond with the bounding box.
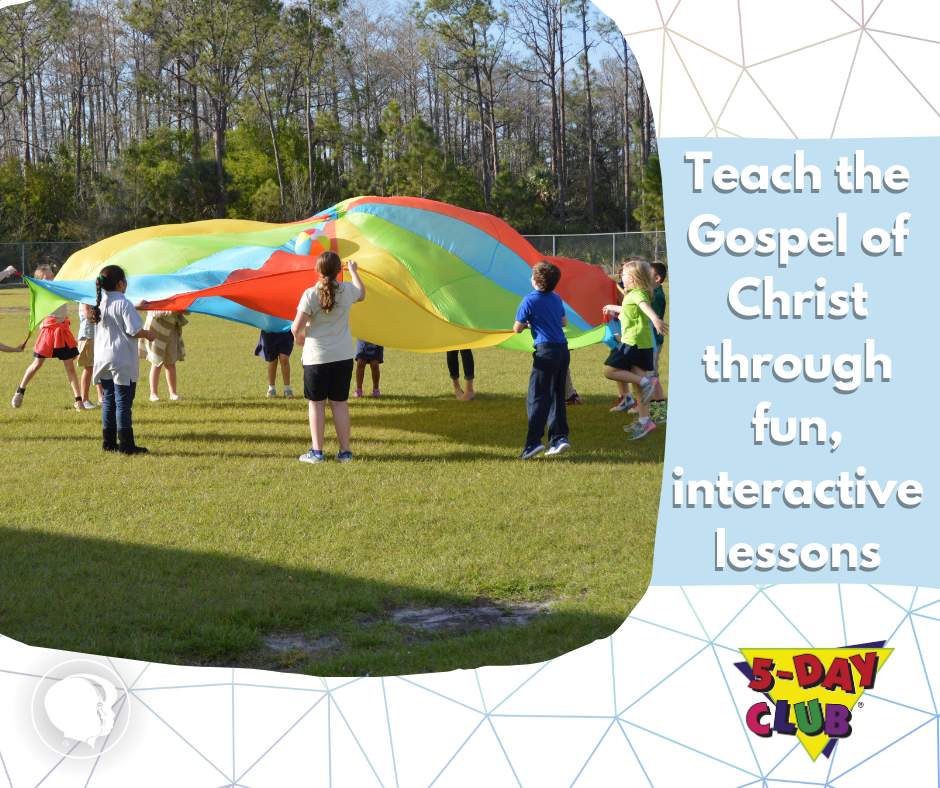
[472,60,491,210]
[260,77,286,221]
[556,4,567,225]
[75,77,82,196]
[623,36,630,232]
[176,58,182,132]
[306,67,315,212]
[20,35,30,164]
[213,97,227,219]
[30,73,38,163]
[39,71,48,154]
[191,82,200,160]
[580,0,596,232]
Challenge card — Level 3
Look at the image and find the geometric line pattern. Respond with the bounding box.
[1,584,938,785]
[601,0,940,138]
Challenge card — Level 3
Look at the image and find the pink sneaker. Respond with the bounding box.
[625,419,657,440]
[354,388,363,398]
[372,388,380,397]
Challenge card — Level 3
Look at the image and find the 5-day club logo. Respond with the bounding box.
[737,645,893,761]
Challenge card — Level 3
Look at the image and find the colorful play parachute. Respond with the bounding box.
[26,197,618,352]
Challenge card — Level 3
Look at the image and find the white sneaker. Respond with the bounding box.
[610,395,636,412]
[545,440,571,456]
[83,401,97,409]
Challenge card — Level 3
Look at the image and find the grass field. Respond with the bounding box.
[0,288,666,677]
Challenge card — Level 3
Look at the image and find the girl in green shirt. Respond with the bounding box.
[602,259,668,440]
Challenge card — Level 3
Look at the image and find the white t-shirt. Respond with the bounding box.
[92,291,144,385]
[297,281,361,365]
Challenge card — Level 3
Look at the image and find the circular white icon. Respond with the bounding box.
[31,659,132,759]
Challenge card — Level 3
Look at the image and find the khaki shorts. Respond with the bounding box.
[161,331,181,365]
[77,339,94,368]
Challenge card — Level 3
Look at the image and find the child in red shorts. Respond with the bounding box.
[11,265,85,411]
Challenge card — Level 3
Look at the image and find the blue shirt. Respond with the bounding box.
[515,290,567,346]
[78,309,95,341]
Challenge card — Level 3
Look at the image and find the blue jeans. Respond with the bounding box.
[525,343,569,448]
[100,378,137,430]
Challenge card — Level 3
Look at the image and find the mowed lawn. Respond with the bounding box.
[0,288,666,677]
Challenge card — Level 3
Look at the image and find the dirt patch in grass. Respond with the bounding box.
[391,600,554,632]
[229,599,558,674]
[264,634,342,652]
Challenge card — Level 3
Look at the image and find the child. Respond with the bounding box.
[602,259,668,441]
[255,330,295,399]
[623,262,668,422]
[140,310,188,401]
[77,304,104,409]
[609,268,636,413]
[11,265,85,411]
[87,265,157,454]
[513,261,570,458]
[446,349,475,400]
[354,340,383,397]
[291,251,365,463]
[565,370,580,405]
[648,262,668,423]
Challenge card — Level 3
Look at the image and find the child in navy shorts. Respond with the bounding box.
[256,329,295,399]
[513,261,570,458]
[353,340,384,397]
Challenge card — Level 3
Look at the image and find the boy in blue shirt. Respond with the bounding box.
[513,261,570,458]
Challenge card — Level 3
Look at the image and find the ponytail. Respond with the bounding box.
[315,251,342,313]
[90,265,126,323]
[91,276,103,323]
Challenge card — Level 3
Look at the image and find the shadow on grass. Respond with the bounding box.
[5,391,665,464]
[157,396,665,463]
[0,527,627,677]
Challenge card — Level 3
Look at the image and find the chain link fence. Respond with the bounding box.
[0,243,87,289]
[0,233,667,289]
[523,231,667,274]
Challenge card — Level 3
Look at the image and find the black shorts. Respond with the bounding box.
[255,330,294,362]
[604,343,654,372]
[303,359,354,402]
[35,346,79,361]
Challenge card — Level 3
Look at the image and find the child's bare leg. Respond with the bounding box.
[653,379,665,399]
[329,400,351,452]
[96,382,103,402]
[452,378,464,397]
[165,364,178,397]
[632,367,651,419]
[150,363,162,397]
[309,400,327,450]
[279,354,291,388]
[356,359,366,390]
[603,365,643,386]
[370,360,380,389]
[19,357,44,389]
[267,359,278,387]
[63,360,84,405]
[80,367,92,401]
[463,377,474,397]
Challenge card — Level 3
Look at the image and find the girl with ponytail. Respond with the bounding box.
[291,251,366,463]
[11,265,85,411]
[88,265,157,454]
